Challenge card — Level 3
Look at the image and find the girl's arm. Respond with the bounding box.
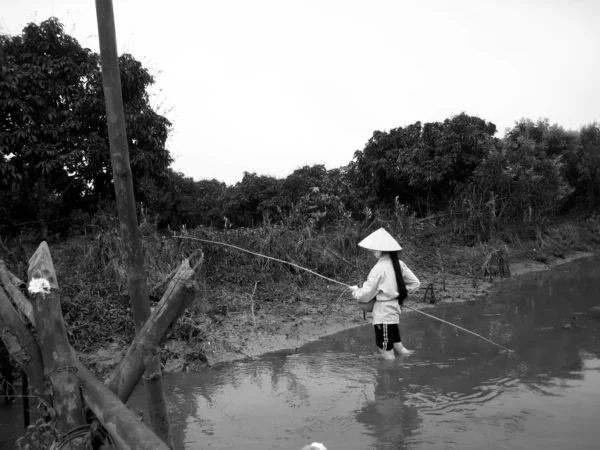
[351,267,383,302]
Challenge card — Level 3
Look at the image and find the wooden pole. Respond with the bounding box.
[94,1,173,446]
[28,242,87,433]
[106,259,199,401]
[0,261,34,323]
[0,285,48,405]
[75,358,171,450]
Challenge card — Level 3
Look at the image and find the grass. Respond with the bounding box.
[2,212,599,366]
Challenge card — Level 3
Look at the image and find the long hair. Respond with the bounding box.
[389,251,408,305]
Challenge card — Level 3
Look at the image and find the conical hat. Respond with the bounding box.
[358,228,402,251]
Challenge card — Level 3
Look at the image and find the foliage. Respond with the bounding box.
[351,113,497,214]
[222,172,283,227]
[1,19,598,241]
[574,123,600,207]
[277,164,328,208]
[139,170,227,229]
[449,120,575,243]
[0,18,171,239]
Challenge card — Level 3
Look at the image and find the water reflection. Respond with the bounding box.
[127,256,600,450]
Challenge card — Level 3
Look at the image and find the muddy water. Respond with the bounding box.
[127,256,600,450]
[1,257,598,449]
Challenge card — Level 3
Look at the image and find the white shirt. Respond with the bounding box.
[352,254,420,324]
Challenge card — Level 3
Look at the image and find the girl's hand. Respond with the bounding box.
[349,285,359,292]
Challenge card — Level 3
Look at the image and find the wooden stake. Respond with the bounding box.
[28,242,87,433]
[0,261,34,323]
[0,286,46,401]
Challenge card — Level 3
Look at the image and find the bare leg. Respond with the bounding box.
[393,342,413,355]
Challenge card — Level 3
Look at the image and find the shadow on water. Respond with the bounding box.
[3,257,598,449]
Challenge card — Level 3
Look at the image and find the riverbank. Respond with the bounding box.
[190,249,597,369]
[80,246,597,375]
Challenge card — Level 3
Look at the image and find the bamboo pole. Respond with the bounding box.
[0,286,46,400]
[94,1,173,446]
[106,259,199,401]
[28,242,87,433]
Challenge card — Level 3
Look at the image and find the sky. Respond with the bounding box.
[2,0,599,185]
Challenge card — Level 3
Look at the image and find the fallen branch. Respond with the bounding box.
[148,249,202,296]
[75,357,171,450]
[106,257,200,402]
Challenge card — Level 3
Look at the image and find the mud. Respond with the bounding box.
[166,250,597,370]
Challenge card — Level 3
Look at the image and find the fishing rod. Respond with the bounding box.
[173,235,514,353]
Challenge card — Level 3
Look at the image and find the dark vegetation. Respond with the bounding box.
[2,19,600,363]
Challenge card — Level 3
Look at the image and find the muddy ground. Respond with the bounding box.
[81,249,596,375]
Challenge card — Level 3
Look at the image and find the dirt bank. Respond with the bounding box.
[81,249,596,375]
[196,250,596,368]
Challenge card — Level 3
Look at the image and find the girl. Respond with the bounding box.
[350,228,420,359]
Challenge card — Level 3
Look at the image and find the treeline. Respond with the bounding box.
[139,115,600,238]
[1,19,599,243]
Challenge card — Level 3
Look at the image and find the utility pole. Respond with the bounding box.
[94,1,174,447]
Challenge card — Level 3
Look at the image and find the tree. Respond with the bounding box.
[351,123,420,207]
[462,121,573,231]
[575,123,600,208]
[351,113,497,214]
[0,19,171,238]
[278,164,328,209]
[139,171,228,229]
[399,113,497,213]
[222,172,283,227]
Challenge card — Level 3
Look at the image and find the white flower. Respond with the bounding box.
[28,278,51,295]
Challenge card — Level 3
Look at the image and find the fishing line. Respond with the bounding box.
[172,235,514,353]
[173,235,349,288]
[401,305,514,353]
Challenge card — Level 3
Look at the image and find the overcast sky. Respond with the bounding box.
[3,0,599,185]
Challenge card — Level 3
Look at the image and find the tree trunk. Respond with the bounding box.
[94,1,173,446]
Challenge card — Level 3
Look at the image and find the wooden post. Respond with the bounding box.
[0,286,47,400]
[106,259,198,401]
[28,242,86,433]
[0,261,34,322]
[94,1,174,446]
[76,358,171,450]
